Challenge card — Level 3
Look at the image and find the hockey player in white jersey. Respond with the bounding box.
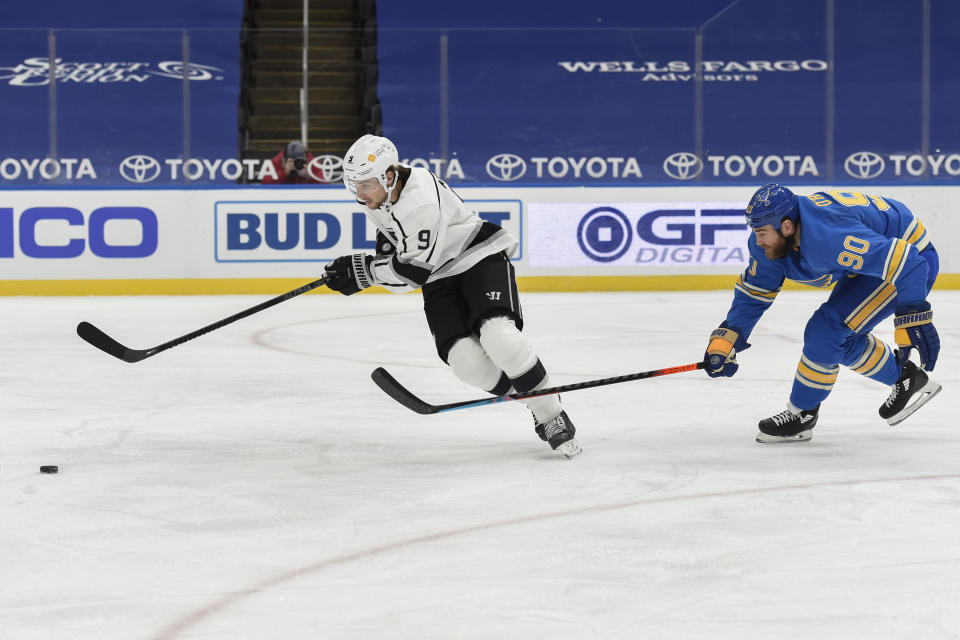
[324,134,581,458]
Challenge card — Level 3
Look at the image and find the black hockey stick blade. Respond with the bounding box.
[77,275,329,363]
[371,361,707,415]
[370,367,442,414]
[76,320,154,363]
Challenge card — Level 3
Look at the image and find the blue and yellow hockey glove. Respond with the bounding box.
[894,302,939,371]
[704,323,750,378]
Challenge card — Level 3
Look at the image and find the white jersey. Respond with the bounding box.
[362,165,518,292]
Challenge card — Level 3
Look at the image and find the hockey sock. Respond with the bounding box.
[789,354,839,410]
[446,336,511,394]
[512,362,563,424]
[845,333,900,385]
[478,316,562,422]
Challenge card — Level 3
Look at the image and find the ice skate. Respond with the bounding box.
[540,410,581,458]
[879,360,942,426]
[756,403,819,443]
[532,395,562,442]
[532,412,547,442]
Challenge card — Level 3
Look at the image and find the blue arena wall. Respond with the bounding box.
[0,1,242,186]
[3,1,958,189]
[376,0,960,186]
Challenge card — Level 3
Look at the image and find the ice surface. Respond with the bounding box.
[1,290,958,640]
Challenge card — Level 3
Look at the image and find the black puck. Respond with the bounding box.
[40,465,59,474]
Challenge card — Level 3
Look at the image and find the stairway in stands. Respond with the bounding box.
[240,0,379,181]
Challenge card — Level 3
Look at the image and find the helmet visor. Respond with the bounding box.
[351,177,383,195]
[343,174,359,197]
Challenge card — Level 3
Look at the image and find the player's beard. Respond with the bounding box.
[769,232,797,260]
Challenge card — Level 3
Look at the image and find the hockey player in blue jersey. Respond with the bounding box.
[703,183,941,443]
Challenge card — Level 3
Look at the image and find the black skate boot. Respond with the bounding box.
[540,411,581,458]
[533,412,547,442]
[879,360,942,426]
[532,395,562,442]
[756,403,819,443]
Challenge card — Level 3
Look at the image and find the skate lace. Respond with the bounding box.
[771,410,794,426]
[884,379,909,408]
[544,415,567,439]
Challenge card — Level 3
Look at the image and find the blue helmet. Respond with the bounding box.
[745,183,799,230]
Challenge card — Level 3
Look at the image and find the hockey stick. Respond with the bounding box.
[371,361,706,415]
[76,275,329,363]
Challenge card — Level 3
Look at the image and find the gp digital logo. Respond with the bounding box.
[576,206,633,262]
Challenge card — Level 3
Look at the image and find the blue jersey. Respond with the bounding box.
[727,190,932,337]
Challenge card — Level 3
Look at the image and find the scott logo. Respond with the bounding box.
[663,152,703,180]
[485,154,526,181]
[844,151,885,179]
[119,155,161,183]
[148,61,223,81]
[0,57,223,86]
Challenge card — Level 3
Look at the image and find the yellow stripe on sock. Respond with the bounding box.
[797,360,839,385]
[851,335,886,374]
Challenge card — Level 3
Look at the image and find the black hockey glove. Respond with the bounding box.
[704,322,750,378]
[894,301,939,371]
[324,253,375,296]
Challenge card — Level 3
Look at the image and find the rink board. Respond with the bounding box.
[0,186,957,294]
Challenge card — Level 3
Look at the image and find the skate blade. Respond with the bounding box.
[755,429,813,444]
[555,438,582,458]
[886,379,942,426]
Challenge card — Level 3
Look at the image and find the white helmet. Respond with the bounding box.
[342,134,400,202]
